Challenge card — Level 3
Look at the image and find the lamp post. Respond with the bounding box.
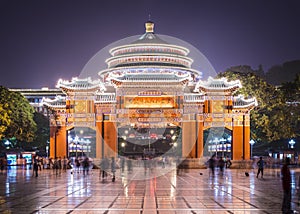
[46,140,49,158]
[74,135,79,158]
[67,135,73,157]
[79,138,84,157]
[226,136,232,158]
[220,138,226,157]
[121,141,126,155]
[249,139,255,159]
[208,140,212,156]
[288,139,296,163]
[173,142,177,156]
[289,139,296,149]
[86,139,91,157]
[213,138,219,156]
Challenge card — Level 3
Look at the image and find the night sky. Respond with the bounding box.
[1,0,300,88]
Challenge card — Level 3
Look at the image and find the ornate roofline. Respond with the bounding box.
[108,75,192,85]
[99,66,202,79]
[109,43,190,56]
[233,95,258,109]
[95,92,116,104]
[184,93,205,103]
[42,95,66,109]
[105,53,193,68]
[56,77,106,92]
[194,77,241,93]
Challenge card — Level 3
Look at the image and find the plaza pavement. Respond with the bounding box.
[0,164,300,214]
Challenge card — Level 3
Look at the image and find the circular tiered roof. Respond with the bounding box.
[99,21,202,83]
[106,21,192,69]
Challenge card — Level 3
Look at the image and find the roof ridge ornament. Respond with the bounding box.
[145,19,154,33]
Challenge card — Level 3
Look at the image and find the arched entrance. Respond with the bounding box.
[67,127,96,158]
[203,127,232,158]
[117,124,182,158]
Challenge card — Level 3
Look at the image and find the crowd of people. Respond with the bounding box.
[206,155,232,176]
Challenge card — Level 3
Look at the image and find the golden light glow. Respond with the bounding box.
[124,96,176,108]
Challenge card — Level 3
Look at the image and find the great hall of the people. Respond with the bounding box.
[13,21,257,161]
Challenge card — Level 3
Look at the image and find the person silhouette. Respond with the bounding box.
[281,157,292,213]
[256,157,264,178]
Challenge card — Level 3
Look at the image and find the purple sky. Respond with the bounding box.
[0,0,300,88]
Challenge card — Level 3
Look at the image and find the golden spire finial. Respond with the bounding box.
[145,15,154,33]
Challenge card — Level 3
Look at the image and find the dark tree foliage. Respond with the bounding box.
[31,112,50,151]
[217,70,299,143]
[0,103,10,140]
[0,86,37,144]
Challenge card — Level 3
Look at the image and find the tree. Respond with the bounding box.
[217,69,297,143]
[0,86,37,145]
[0,103,10,140]
[278,74,300,139]
[31,112,50,152]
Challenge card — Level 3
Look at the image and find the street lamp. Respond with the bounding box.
[249,139,255,159]
[289,139,296,149]
[74,135,79,158]
[121,141,126,155]
[86,139,91,157]
[46,140,49,158]
[213,138,219,156]
[68,135,73,157]
[220,138,226,157]
[80,138,85,157]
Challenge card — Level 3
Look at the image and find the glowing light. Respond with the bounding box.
[289,139,296,148]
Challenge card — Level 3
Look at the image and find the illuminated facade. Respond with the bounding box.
[43,21,257,160]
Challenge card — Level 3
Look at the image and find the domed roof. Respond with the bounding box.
[105,21,192,69]
[96,21,203,83]
[131,21,168,44]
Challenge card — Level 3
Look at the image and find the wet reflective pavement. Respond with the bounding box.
[0,165,300,213]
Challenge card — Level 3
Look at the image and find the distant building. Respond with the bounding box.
[9,88,64,116]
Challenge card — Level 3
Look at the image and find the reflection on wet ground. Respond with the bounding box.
[0,165,300,213]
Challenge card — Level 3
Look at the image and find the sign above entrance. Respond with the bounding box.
[124,96,177,108]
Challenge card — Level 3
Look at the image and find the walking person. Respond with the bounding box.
[57,157,62,174]
[75,157,81,173]
[218,157,225,175]
[62,156,68,172]
[82,157,90,176]
[33,160,39,177]
[225,156,232,168]
[281,157,292,213]
[298,175,300,207]
[53,158,59,175]
[0,158,5,174]
[127,157,132,173]
[256,157,264,178]
[208,155,216,177]
[111,157,116,182]
[120,157,125,173]
[100,157,109,182]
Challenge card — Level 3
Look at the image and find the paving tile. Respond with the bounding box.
[0,166,299,213]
